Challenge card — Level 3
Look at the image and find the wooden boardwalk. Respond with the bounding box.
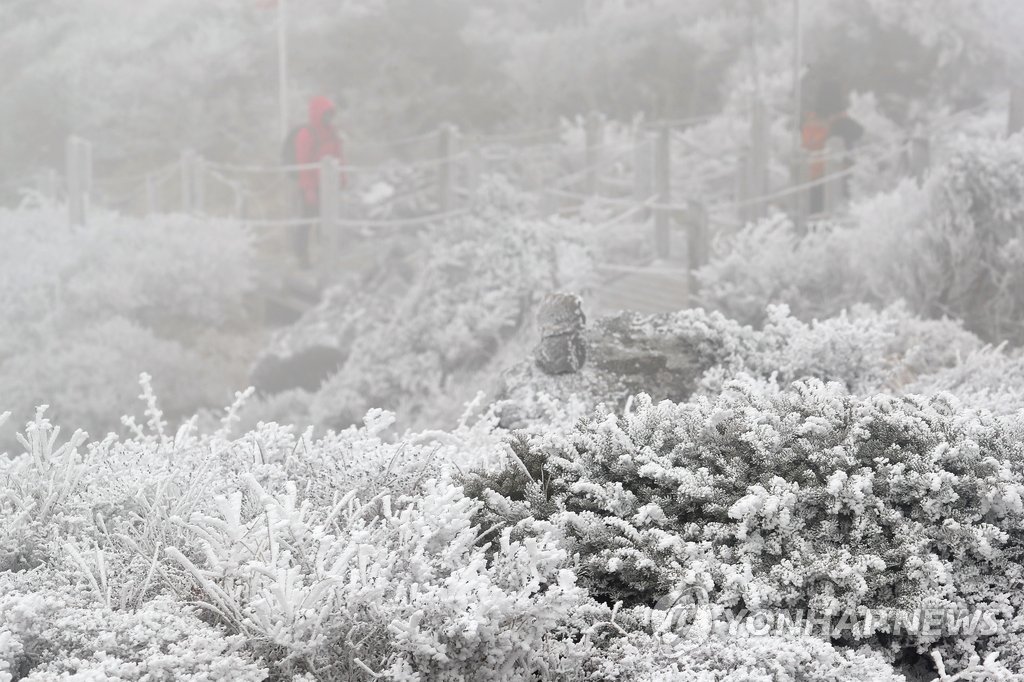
[590,263,692,316]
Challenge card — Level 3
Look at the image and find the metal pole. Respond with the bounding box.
[792,0,802,178]
[654,125,671,259]
[277,0,289,142]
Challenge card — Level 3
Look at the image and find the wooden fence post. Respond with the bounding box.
[633,126,654,219]
[654,124,672,259]
[66,136,86,227]
[437,124,455,213]
[146,173,158,215]
[585,111,605,195]
[180,150,195,213]
[465,134,483,204]
[823,137,846,214]
[686,200,709,304]
[193,155,206,214]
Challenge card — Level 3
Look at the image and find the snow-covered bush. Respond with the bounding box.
[497,301,988,430]
[694,213,861,327]
[904,344,1024,416]
[856,134,1024,344]
[256,179,596,432]
[167,478,592,679]
[0,571,265,681]
[466,381,1024,676]
[8,298,1024,678]
[0,390,612,680]
[721,303,982,397]
[696,134,1024,347]
[0,204,256,448]
[572,629,907,681]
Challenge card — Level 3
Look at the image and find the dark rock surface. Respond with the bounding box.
[497,308,717,427]
[249,242,416,396]
[534,293,587,374]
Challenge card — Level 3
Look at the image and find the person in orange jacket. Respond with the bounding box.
[290,95,346,268]
[801,80,863,215]
[802,111,831,178]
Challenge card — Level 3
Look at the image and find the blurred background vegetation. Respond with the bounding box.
[3,0,1023,191]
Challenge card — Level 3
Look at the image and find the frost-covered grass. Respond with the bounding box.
[0,202,259,452]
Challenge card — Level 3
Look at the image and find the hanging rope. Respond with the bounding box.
[332,207,469,229]
[93,160,179,187]
[477,126,561,144]
[595,262,689,276]
[74,105,974,239]
[240,216,321,228]
[345,128,440,154]
[205,150,467,176]
[230,207,468,230]
[724,139,913,212]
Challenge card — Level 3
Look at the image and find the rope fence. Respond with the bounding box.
[36,102,1001,286]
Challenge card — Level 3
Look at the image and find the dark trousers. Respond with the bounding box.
[293,199,318,269]
[809,185,824,215]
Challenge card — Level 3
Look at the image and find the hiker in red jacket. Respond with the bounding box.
[292,95,346,268]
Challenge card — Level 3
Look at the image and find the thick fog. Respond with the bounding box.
[4,2,1024,680]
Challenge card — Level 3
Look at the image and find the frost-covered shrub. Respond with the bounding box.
[167,479,590,679]
[695,213,861,327]
[722,303,982,397]
[0,204,254,332]
[0,204,256,447]
[0,571,265,681]
[856,134,1024,344]
[7,359,1024,678]
[571,629,907,681]
[1,389,921,680]
[0,391,607,680]
[466,380,1024,676]
[297,178,595,430]
[498,302,986,428]
[0,389,508,572]
[696,134,1024,347]
[904,344,1024,416]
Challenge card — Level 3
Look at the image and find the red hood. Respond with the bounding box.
[308,96,335,130]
